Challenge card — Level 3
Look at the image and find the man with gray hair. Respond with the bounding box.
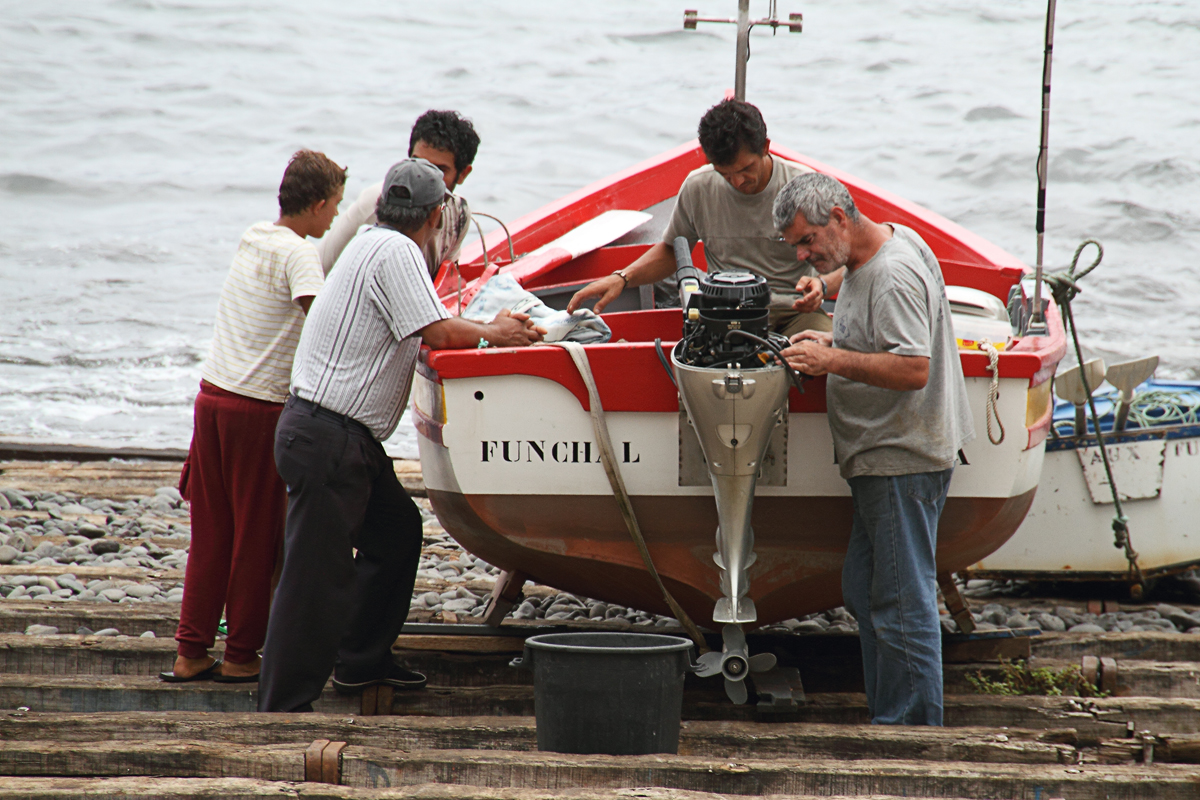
[258,158,543,713]
[774,172,974,726]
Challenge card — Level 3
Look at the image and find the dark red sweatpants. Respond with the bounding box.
[175,380,286,665]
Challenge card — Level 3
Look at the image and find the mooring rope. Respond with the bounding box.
[1043,239,1145,590]
[550,341,710,652]
[980,339,1005,445]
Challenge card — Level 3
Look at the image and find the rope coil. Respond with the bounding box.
[980,339,1005,445]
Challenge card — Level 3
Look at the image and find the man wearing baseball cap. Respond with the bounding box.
[258,158,543,712]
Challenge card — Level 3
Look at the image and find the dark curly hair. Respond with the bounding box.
[408,110,481,173]
[697,99,768,166]
[277,150,347,216]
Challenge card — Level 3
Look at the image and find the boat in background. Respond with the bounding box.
[413,140,1066,628]
[967,376,1200,593]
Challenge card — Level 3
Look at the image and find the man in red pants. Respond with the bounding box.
[162,150,346,683]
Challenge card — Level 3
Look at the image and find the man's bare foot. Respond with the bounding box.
[171,654,217,679]
[220,654,261,678]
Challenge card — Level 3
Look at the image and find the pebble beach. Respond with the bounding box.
[4,479,1199,641]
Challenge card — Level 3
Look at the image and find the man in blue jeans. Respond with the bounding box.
[773,173,975,725]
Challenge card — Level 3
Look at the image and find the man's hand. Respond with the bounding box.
[792,276,825,314]
[781,330,834,376]
[486,309,546,347]
[566,274,625,315]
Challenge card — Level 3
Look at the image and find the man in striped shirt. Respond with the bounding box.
[258,158,543,713]
[163,151,346,684]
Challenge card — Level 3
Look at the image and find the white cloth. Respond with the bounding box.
[462,273,611,345]
[826,224,975,479]
[314,181,471,278]
[201,222,324,403]
[291,226,450,440]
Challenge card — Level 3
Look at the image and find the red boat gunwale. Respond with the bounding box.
[424,141,1066,427]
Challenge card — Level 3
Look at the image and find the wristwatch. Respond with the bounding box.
[818,277,828,299]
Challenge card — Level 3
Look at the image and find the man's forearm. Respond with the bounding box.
[622,242,681,286]
[824,267,847,298]
[827,349,929,391]
[421,317,490,350]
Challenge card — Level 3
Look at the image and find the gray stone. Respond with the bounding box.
[1033,613,1067,632]
[75,523,107,540]
[792,620,827,633]
[0,493,9,510]
[90,540,120,556]
[140,631,156,638]
[8,532,31,552]
[26,585,51,597]
[124,584,160,599]
[76,627,93,636]
[443,598,477,613]
[147,495,175,515]
[24,624,59,636]
[154,487,183,504]
[99,588,127,602]
[37,577,60,591]
[1006,613,1031,629]
[32,542,62,559]
[1069,623,1107,633]
[1,490,32,510]
[59,503,92,516]
[0,545,19,565]
[93,628,119,637]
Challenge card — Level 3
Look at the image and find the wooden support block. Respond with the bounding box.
[1081,655,1100,688]
[375,686,394,716]
[483,569,529,627]
[1087,599,1103,615]
[305,739,331,782]
[937,571,976,634]
[322,740,347,784]
[360,687,378,716]
[1099,656,1119,694]
[943,635,1031,664]
[1103,599,1120,613]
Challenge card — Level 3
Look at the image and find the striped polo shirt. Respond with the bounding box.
[201,222,325,403]
[290,225,450,441]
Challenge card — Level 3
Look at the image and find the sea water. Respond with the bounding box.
[1,0,1197,455]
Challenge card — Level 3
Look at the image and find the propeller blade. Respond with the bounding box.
[748,652,777,673]
[724,676,749,705]
[722,624,747,654]
[694,651,724,678]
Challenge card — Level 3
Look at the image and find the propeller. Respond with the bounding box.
[1055,358,1106,436]
[692,624,778,704]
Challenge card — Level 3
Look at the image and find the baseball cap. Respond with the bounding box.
[380,158,446,208]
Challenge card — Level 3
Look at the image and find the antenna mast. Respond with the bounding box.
[1027,0,1058,335]
[684,1,803,101]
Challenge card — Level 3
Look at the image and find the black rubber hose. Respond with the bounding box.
[654,337,676,388]
[723,329,808,395]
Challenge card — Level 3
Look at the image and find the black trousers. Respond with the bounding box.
[257,398,423,712]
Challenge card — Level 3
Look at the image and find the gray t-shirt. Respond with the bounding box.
[662,156,815,304]
[291,226,450,441]
[826,224,975,479]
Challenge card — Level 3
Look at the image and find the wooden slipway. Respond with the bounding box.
[4,456,1200,798]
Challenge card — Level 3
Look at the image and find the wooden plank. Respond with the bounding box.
[1,676,1197,736]
[0,603,181,637]
[0,711,1078,765]
[341,746,1200,799]
[0,565,185,582]
[0,776,967,800]
[1032,632,1200,662]
[0,740,304,781]
[394,635,526,654]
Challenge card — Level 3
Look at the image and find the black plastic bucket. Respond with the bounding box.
[511,632,694,755]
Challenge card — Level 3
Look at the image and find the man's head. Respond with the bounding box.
[697,99,772,194]
[278,150,347,235]
[376,158,446,238]
[773,173,861,274]
[407,110,480,192]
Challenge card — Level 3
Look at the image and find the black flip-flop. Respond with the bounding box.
[159,660,222,683]
[213,671,259,684]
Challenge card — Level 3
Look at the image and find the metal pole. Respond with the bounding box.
[1028,0,1057,335]
[734,0,750,101]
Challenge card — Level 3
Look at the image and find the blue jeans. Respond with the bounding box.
[843,469,952,726]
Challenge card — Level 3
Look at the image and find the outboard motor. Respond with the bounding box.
[669,238,801,705]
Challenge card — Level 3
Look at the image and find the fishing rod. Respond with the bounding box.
[1027,0,1057,336]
